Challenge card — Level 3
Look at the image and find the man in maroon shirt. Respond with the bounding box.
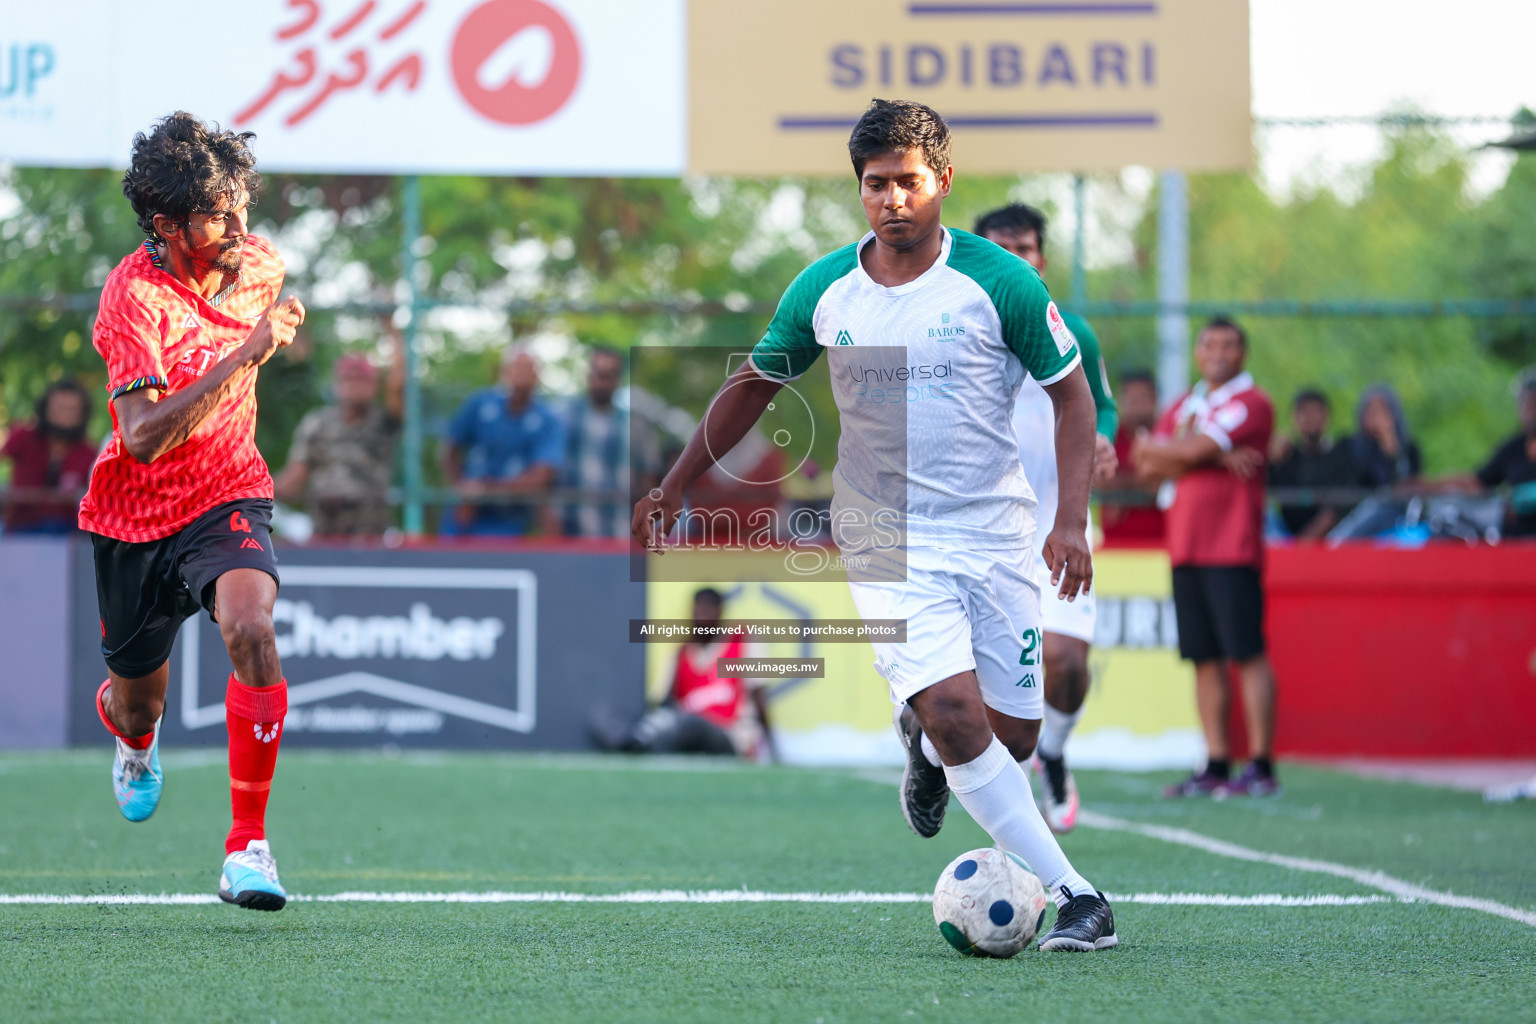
[1133,318,1279,797]
[1100,369,1166,544]
[1,379,98,534]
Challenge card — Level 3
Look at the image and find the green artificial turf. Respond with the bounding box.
[0,752,1531,1023]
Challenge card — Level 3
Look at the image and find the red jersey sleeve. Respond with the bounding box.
[1207,391,1273,452]
[94,274,169,398]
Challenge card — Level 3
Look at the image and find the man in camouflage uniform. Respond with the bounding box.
[274,343,404,537]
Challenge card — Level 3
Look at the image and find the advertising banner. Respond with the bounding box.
[689,0,1251,175]
[647,548,1199,767]
[2,0,686,175]
[1079,547,1200,768]
[70,545,646,749]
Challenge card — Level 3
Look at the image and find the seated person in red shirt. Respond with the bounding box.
[1,379,99,534]
[1133,318,1279,799]
[1099,369,1165,543]
[593,588,775,759]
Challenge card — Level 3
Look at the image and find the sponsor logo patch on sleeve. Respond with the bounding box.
[1046,302,1077,357]
[1212,401,1250,434]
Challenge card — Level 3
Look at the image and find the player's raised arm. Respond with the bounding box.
[1041,365,1096,601]
[114,297,304,464]
[631,361,782,551]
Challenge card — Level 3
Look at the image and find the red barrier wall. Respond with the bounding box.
[1266,543,1536,758]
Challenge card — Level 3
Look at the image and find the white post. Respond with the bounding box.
[1156,169,1189,407]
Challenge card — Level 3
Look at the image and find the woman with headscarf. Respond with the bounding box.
[1351,384,1422,488]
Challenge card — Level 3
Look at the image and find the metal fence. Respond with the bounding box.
[1,114,1531,537]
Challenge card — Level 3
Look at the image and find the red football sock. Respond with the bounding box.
[96,680,153,750]
[225,674,288,855]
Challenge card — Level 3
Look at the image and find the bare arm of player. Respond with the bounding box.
[1041,366,1096,602]
[1093,433,1118,482]
[631,362,783,551]
[114,297,305,464]
[1130,431,1222,485]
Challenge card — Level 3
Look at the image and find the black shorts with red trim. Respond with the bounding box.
[92,499,280,678]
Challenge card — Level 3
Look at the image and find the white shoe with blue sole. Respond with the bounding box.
[111,719,163,822]
[220,839,288,912]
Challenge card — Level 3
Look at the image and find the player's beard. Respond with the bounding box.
[213,238,245,275]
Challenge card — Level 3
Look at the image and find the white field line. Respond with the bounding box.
[0,890,1401,907]
[1078,810,1536,928]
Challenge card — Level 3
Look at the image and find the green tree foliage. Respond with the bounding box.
[1,123,1531,480]
[1101,128,1533,472]
[0,168,143,436]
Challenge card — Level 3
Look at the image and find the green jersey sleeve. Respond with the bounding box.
[750,244,858,381]
[1060,311,1118,438]
[948,229,1079,385]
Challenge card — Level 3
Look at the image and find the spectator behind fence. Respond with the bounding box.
[590,588,775,759]
[441,344,564,537]
[1132,317,1279,799]
[273,342,404,538]
[1,379,98,535]
[1466,369,1536,537]
[1351,383,1421,487]
[561,346,628,538]
[1100,368,1166,543]
[1267,388,1359,539]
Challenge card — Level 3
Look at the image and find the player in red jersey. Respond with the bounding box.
[80,112,304,911]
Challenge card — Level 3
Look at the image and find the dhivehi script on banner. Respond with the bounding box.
[0,0,686,175]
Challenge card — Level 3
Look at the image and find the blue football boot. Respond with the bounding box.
[219,839,288,912]
[111,718,163,822]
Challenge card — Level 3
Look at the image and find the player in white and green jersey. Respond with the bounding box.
[633,99,1116,952]
[977,203,1120,836]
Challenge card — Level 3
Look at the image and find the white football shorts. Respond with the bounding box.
[849,544,1046,721]
[1035,537,1097,644]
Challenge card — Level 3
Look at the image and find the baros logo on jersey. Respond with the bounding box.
[927,313,966,341]
[175,565,537,742]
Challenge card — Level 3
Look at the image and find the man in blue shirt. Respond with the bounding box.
[441,346,565,536]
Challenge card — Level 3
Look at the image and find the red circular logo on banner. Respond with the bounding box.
[450,0,582,126]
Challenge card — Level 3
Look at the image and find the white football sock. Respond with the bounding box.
[919,731,942,768]
[944,736,1094,907]
[1036,704,1083,761]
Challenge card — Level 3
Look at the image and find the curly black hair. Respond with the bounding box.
[121,111,261,240]
[847,98,951,180]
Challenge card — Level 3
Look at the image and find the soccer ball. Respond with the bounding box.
[932,848,1048,958]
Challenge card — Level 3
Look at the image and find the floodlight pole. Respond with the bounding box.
[1070,174,1087,309]
[400,174,425,537]
[1156,169,1189,407]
